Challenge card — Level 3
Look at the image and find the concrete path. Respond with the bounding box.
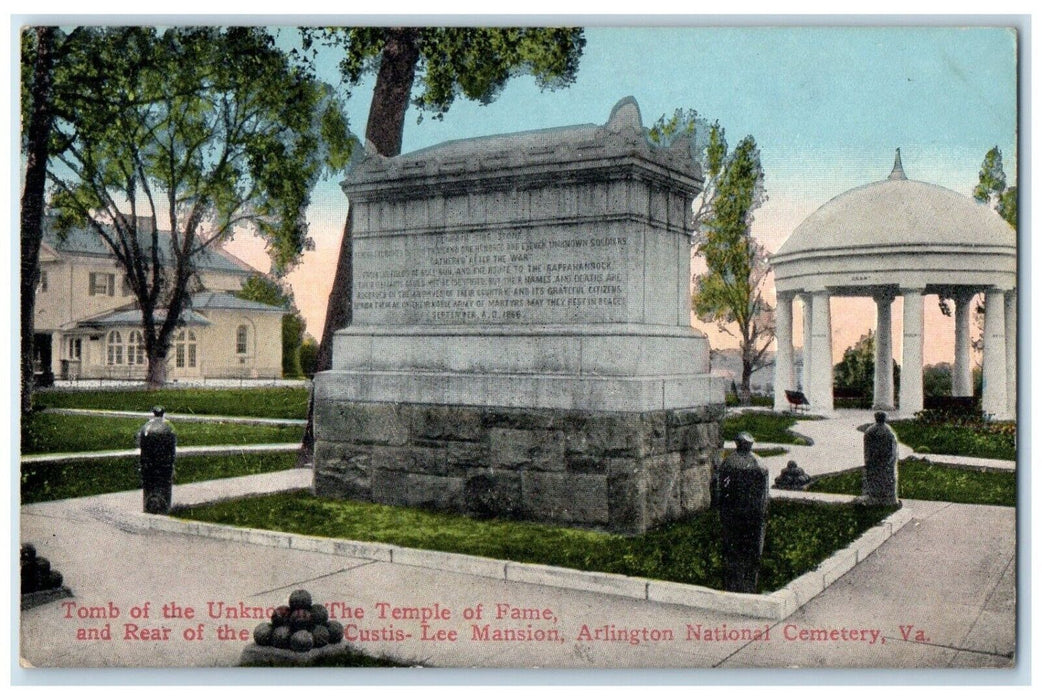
[19,470,1015,670]
[738,409,1017,480]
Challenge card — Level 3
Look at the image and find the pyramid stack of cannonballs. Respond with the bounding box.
[252,589,344,654]
[21,544,64,593]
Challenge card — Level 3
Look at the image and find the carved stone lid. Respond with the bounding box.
[341,97,703,193]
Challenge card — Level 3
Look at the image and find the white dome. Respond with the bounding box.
[777,178,1015,257]
[772,159,1016,295]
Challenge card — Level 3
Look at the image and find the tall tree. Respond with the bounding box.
[690,135,773,396]
[20,27,60,412]
[43,27,351,388]
[296,27,586,462]
[647,108,726,241]
[973,146,1017,229]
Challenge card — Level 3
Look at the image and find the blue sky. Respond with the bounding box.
[226,24,1019,360]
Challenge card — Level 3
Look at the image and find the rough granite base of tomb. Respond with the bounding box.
[313,401,722,535]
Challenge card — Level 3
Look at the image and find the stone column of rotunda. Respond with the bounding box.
[982,287,1010,420]
[1005,290,1017,419]
[873,289,896,410]
[772,291,796,411]
[801,294,813,393]
[899,288,925,417]
[808,289,833,413]
[952,288,977,397]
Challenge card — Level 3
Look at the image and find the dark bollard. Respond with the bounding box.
[138,406,177,514]
[718,432,770,593]
[862,411,899,505]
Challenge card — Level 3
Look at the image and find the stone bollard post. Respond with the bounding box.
[138,406,177,514]
[717,432,770,593]
[862,411,899,505]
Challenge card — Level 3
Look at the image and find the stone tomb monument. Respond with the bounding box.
[314,98,725,534]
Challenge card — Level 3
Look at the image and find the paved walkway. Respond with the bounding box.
[19,486,1015,669]
[743,409,1017,479]
[17,409,1017,670]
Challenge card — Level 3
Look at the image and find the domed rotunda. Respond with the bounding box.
[771,150,1016,419]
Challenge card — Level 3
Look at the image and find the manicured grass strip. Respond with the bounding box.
[21,413,303,454]
[33,387,310,420]
[890,420,1015,461]
[721,412,814,446]
[20,452,299,504]
[807,458,1016,507]
[174,494,895,593]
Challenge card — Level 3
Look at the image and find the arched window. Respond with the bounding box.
[106,330,123,365]
[127,330,146,366]
[236,325,248,355]
[175,330,198,369]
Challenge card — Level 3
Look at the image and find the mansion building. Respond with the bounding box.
[33,221,284,384]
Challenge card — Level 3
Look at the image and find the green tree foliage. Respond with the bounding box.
[299,336,320,379]
[689,134,773,395]
[39,27,352,388]
[302,27,586,157]
[973,146,1017,229]
[833,329,900,402]
[236,276,307,378]
[922,363,953,398]
[647,108,726,238]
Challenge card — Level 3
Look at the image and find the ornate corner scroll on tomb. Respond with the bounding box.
[313,97,727,534]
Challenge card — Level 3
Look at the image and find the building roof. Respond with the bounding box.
[192,291,286,314]
[72,308,213,330]
[42,218,256,276]
[68,291,283,332]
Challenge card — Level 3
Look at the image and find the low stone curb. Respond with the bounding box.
[42,407,307,426]
[907,452,1017,471]
[129,496,913,621]
[21,443,302,465]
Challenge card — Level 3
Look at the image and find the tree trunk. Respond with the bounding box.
[20,26,57,414]
[297,208,354,467]
[298,30,420,466]
[145,350,168,390]
[364,28,420,157]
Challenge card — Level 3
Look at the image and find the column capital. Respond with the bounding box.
[872,289,897,305]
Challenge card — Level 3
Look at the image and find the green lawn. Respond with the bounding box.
[33,386,309,420]
[21,413,303,454]
[21,452,300,504]
[808,458,1016,507]
[175,493,896,594]
[721,411,816,446]
[890,420,1016,461]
